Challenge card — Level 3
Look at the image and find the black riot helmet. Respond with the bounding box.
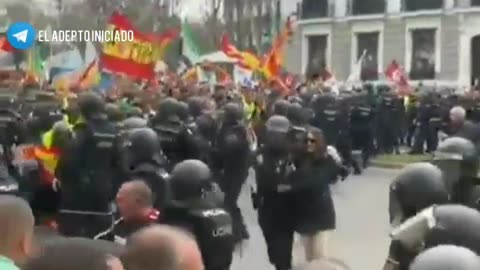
[433,137,479,187]
[287,102,307,126]
[51,121,72,149]
[272,99,290,117]
[156,98,180,122]
[389,162,449,226]
[187,96,206,118]
[176,101,190,122]
[424,205,480,254]
[105,103,125,123]
[77,92,106,120]
[410,245,480,270]
[122,117,148,131]
[264,115,290,153]
[124,128,163,166]
[169,159,212,201]
[222,102,243,126]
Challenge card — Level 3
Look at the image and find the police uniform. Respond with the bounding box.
[253,115,295,270]
[56,93,118,238]
[163,160,234,270]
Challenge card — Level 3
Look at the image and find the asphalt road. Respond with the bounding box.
[231,167,399,270]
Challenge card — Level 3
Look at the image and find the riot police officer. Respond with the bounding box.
[253,115,295,270]
[122,128,169,210]
[162,159,234,270]
[56,92,117,238]
[433,137,480,210]
[149,98,186,169]
[272,99,290,117]
[105,103,125,127]
[214,102,250,243]
[350,95,374,168]
[383,162,449,270]
[410,245,480,270]
[386,204,480,270]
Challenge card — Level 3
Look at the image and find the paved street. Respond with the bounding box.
[232,167,399,270]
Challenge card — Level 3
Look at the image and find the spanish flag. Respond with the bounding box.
[34,146,60,185]
[220,34,262,71]
[262,17,293,79]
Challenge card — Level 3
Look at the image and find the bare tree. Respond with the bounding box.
[203,0,224,48]
[6,3,32,22]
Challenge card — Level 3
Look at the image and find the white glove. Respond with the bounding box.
[327,145,343,165]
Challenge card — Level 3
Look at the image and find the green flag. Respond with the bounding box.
[181,20,202,64]
[27,44,45,80]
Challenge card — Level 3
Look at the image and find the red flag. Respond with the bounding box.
[101,12,178,80]
[385,60,411,96]
[0,37,13,52]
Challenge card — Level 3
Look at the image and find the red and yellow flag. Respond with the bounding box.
[262,17,294,79]
[101,12,178,80]
[34,146,60,185]
[221,34,262,71]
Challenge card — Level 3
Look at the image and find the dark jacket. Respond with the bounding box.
[452,120,480,146]
[56,118,117,211]
[288,156,339,234]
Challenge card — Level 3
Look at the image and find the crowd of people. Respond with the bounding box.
[0,76,480,270]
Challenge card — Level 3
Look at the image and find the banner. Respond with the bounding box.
[101,12,159,80]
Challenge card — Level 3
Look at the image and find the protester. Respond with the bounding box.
[125,225,204,270]
[447,106,480,145]
[23,239,123,270]
[282,128,340,261]
[95,180,159,242]
[0,195,34,269]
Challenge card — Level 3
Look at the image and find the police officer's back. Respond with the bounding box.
[123,128,169,210]
[56,92,117,237]
[149,98,185,168]
[162,160,234,270]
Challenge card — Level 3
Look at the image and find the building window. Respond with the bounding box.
[306,35,328,77]
[473,0,480,6]
[301,0,328,19]
[403,0,443,11]
[352,0,385,15]
[357,32,379,80]
[410,29,436,80]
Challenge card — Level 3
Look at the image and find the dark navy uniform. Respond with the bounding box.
[163,160,234,270]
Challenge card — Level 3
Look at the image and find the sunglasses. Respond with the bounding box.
[307,138,316,144]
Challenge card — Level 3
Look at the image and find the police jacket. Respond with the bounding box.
[214,123,250,171]
[161,198,234,270]
[95,208,160,244]
[56,117,117,212]
[129,162,170,210]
